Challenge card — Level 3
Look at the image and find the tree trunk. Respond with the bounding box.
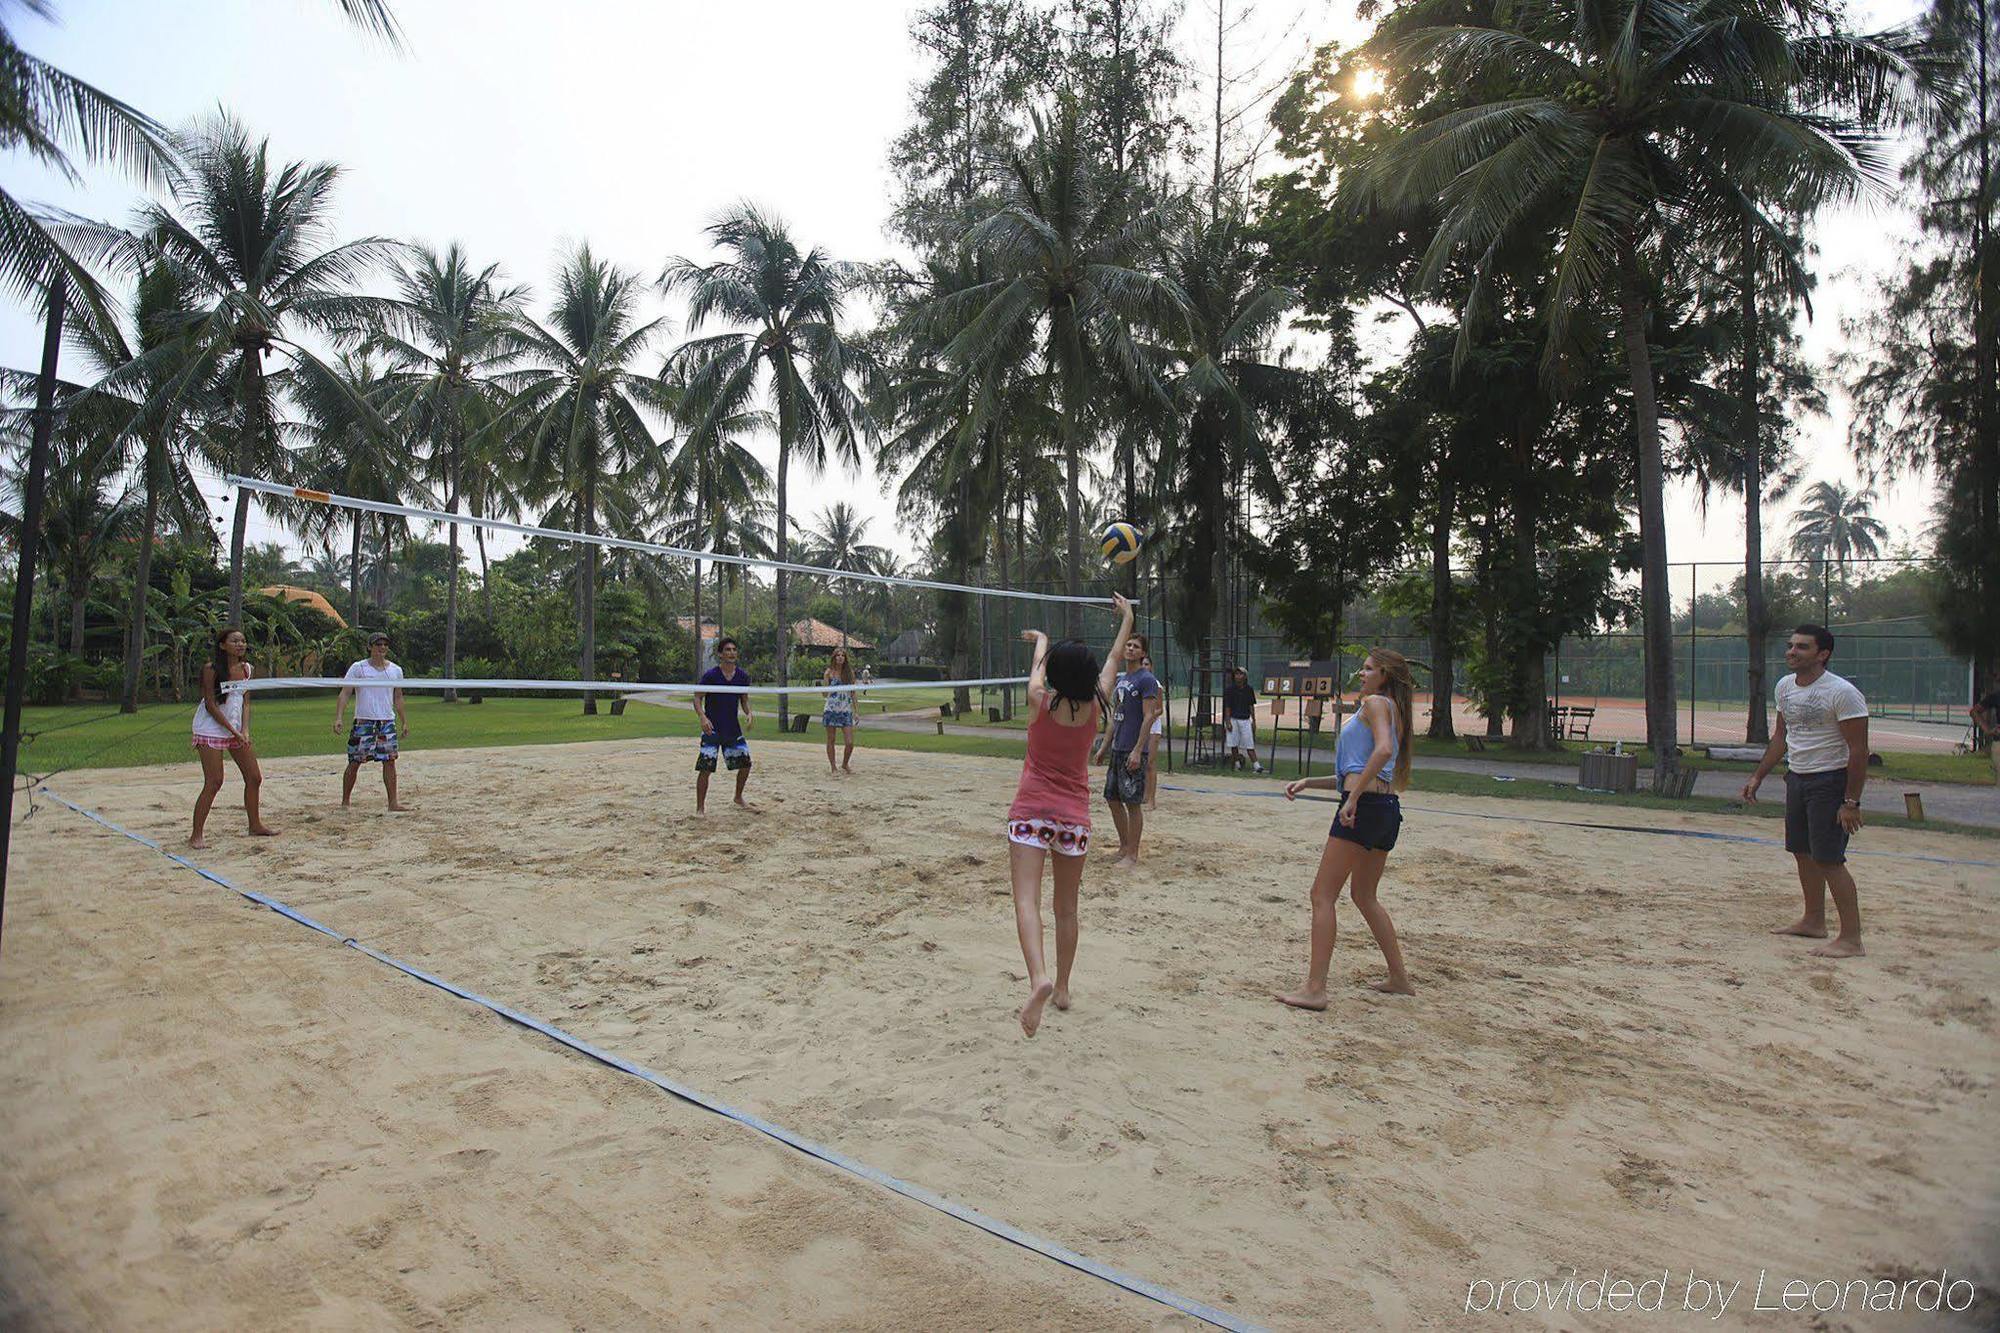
[1739,226,1770,744]
[775,436,791,729]
[581,469,598,715]
[349,515,363,627]
[226,349,269,623]
[1507,459,1548,750]
[67,574,85,659]
[1974,0,1998,699]
[474,514,493,623]
[1426,455,1456,738]
[692,555,704,674]
[997,483,1013,719]
[1617,240,1679,785]
[443,431,462,703]
[120,466,161,713]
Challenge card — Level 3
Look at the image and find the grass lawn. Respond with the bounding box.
[20,698,1995,842]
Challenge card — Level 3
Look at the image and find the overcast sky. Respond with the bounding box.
[0,0,1933,596]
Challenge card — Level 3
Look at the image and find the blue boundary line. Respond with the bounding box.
[37,788,1262,1333]
[1160,783,2000,869]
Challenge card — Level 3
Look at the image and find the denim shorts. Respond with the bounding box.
[1329,790,1401,852]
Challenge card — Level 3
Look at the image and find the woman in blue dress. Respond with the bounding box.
[821,645,858,773]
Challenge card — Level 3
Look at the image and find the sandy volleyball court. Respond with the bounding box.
[4,739,1997,1328]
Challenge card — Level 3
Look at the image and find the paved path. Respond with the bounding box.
[861,709,2000,831]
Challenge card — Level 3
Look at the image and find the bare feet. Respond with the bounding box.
[1052,985,1070,1011]
[1111,853,1138,870]
[339,799,351,809]
[1810,938,1865,958]
[386,803,407,812]
[734,798,759,812]
[841,763,853,773]
[1274,988,1329,1011]
[248,824,278,837]
[1020,979,1055,1036]
[1772,918,1829,938]
[187,836,208,850]
[1369,977,1416,995]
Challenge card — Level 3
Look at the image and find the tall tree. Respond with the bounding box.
[1349,0,1910,784]
[1842,0,1998,696]
[121,112,399,620]
[372,242,524,698]
[662,205,875,728]
[291,350,409,627]
[497,245,668,713]
[657,381,770,671]
[1156,206,1294,655]
[797,502,892,647]
[1786,478,1888,570]
[953,99,1184,635]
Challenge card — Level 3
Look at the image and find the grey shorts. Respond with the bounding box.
[1104,749,1148,805]
[1784,769,1849,865]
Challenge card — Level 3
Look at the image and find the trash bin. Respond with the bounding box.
[1578,750,1638,793]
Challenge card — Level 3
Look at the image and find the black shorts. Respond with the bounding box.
[1785,769,1849,865]
[1329,791,1401,853]
[1104,749,1148,805]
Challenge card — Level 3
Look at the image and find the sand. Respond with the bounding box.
[4,738,1997,1329]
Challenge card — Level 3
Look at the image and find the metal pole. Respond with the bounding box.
[1,275,68,950]
[1688,561,1697,746]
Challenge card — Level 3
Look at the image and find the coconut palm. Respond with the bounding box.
[947,99,1187,634]
[1,426,137,662]
[497,245,669,712]
[291,350,410,625]
[1155,206,1295,654]
[1350,0,1912,782]
[1786,479,1888,570]
[661,204,876,727]
[797,502,892,646]
[114,112,401,620]
[0,4,176,323]
[657,382,771,671]
[370,242,525,697]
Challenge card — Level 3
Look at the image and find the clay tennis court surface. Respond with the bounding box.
[4,741,1994,1328]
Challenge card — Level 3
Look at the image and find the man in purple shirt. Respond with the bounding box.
[691,637,756,813]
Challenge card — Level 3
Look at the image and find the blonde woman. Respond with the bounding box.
[1275,648,1416,1006]
[822,645,858,773]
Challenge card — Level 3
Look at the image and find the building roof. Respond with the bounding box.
[259,584,347,628]
[789,618,873,650]
[673,617,722,640]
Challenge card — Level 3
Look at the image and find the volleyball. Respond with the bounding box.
[1099,521,1144,565]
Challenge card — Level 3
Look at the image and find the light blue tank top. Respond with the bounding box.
[1334,700,1397,785]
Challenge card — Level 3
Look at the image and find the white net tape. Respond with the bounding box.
[226,676,1028,697]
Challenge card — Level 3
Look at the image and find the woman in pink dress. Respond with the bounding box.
[1006,592,1134,1036]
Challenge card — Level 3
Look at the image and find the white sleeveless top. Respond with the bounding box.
[192,662,251,738]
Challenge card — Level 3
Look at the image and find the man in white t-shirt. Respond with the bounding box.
[1741,624,1869,958]
[333,632,409,810]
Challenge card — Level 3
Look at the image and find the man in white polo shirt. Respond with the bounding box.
[1741,624,1869,958]
[333,631,409,811]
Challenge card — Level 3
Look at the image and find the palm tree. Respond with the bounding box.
[1156,206,1295,654]
[797,502,892,646]
[1351,0,1911,783]
[1,426,137,662]
[291,350,410,626]
[0,5,177,325]
[497,245,668,713]
[1786,479,1888,571]
[371,242,525,698]
[120,112,400,621]
[950,98,1185,635]
[662,205,875,727]
[657,381,771,672]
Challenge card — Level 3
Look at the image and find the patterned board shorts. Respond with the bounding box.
[1103,749,1149,805]
[697,736,751,773]
[822,708,855,729]
[1007,818,1091,858]
[347,718,399,763]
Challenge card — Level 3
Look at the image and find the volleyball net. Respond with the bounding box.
[220,477,1164,708]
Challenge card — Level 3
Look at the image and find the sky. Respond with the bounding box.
[0,0,1935,601]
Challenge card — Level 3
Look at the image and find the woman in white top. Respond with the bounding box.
[189,626,277,848]
[821,645,858,773]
